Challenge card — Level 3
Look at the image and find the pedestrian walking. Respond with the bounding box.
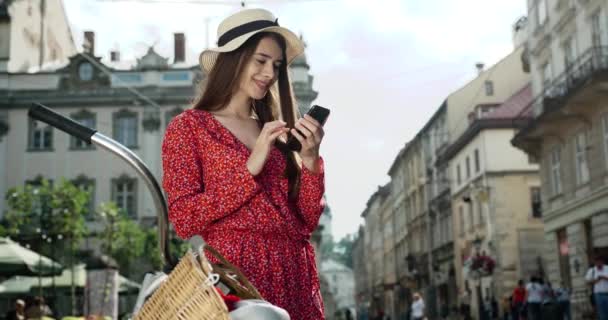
[554,282,571,320]
[525,276,543,320]
[511,280,526,320]
[586,255,608,320]
[161,7,328,320]
[410,293,425,320]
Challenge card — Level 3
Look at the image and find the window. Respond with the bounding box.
[78,63,94,81]
[484,81,494,96]
[574,131,590,185]
[592,12,603,47]
[113,109,138,148]
[25,176,52,188]
[542,62,552,90]
[537,0,547,26]
[531,187,542,218]
[165,107,183,128]
[459,206,465,235]
[557,228,572,287]
[563,38,575,69]
[466,156,471,179]
[28,119,53,150]
[603,114,608,168]
[474,149,480,173]
[456,165,462,185]
[111,175,137,218]
[550,146,562,195]
[72,175,95,220]
[468,202,474,231]
[477,199,484,226]
[70,110,96,150]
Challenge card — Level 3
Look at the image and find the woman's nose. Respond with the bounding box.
[261,62,275,79]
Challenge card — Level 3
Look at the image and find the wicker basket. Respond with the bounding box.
[204,245,263,300]
[133,250,230,320]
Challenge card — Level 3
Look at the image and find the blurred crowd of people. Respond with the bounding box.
[4,296,53,320]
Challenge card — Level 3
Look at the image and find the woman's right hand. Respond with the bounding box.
[247,120,290,176]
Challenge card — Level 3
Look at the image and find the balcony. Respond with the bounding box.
[512,46,608,155]
[536,46,608,116]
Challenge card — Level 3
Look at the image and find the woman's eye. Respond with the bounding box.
[256,59,265,64]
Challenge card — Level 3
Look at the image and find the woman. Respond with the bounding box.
[161,8,326,320]
[511,280,526,320]
[410,293,425,320]
[525,277,543,320]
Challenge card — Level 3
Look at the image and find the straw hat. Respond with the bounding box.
[199,8,305,73]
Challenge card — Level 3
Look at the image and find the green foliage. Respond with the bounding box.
[322,233,357,269]
[334,234,356,269]
[143,227,190,270]
[2,179,89,252]
[96,202,146,273]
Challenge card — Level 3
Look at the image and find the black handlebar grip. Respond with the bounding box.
[28,103,97,144]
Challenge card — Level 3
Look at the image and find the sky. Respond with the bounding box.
[63,0,527,241]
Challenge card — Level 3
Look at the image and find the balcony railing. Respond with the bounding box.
[532,45,608,117]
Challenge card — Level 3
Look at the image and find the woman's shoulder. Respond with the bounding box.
[166,109,208,132]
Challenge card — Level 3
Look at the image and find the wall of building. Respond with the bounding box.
[446,47,528,141]
[7,0,76,72]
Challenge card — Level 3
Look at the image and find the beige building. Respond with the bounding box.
[438,40,545,318]
[445,83,544,318]
[361,184,389,318]
[387,143,411,319]
[512,0,608,318]
[0,0,76,73]
[352,226,369,318]
[421,102,459,316]
[400,139,432,307]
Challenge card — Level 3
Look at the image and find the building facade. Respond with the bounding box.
[421,102,459,318]
[512,0,608,318]
[387,145,410,320]
[352,226,369,320]
[0,0,76,73]
[321,259,356,315]
[361,184,390,319]
[445,83,544,318]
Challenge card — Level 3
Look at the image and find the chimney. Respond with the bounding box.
[110,50,120,62]
[174,33,185,63]
[475,62,485,75]
[84,31,95,55]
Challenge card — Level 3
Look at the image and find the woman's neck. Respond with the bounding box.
[221,91,252,119]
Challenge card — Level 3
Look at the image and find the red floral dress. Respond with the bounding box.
[161,109,326,320]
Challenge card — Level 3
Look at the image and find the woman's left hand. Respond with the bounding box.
[290,114,325,172]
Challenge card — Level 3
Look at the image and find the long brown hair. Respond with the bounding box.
[193,32,301,200]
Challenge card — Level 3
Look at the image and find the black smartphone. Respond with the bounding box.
[287,105,331,152]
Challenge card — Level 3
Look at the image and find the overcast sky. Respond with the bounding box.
[63,0,527,241]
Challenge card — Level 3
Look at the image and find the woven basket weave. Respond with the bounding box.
[133,250,230,320]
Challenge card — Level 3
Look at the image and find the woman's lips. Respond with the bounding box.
[255,80,268,91]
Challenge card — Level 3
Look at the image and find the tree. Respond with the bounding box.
[96,202,146,276]
[334,234,356,269]
[3,178,90,259]
[142,227,189,272]
[3,178,90,315]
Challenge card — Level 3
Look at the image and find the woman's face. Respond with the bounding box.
[238,36,284,100]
